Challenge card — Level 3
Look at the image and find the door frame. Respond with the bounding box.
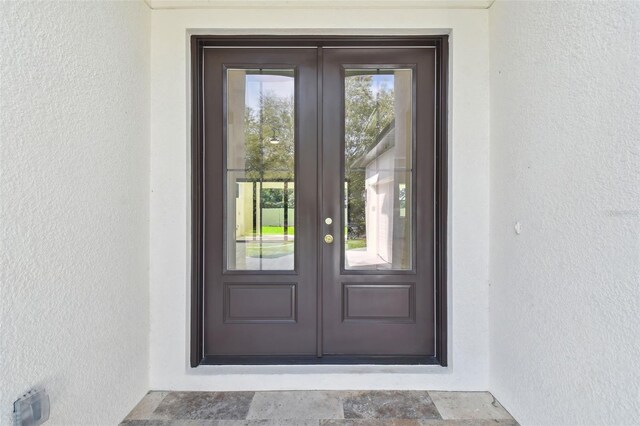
[190,35,448,367]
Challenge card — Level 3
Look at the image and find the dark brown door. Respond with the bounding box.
[197,39,443,363]
[202,48,318,356]
[321,48,435,356]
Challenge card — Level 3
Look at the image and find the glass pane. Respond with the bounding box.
[344,69,413,271]
[226,69,295,270]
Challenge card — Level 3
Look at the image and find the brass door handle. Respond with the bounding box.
[324,234,334,244]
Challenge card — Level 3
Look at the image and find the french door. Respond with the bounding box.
[191,37,448,365]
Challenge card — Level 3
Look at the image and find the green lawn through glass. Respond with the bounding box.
[261,226,295,235]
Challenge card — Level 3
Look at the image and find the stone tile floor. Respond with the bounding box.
[121,391,518,425]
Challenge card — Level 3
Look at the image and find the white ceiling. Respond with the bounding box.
[145,0,494,10]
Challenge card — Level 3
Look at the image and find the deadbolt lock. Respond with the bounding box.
[324,234,334,244]
[325,217,333,225]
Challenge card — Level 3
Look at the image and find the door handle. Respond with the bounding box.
[324,234,334,244]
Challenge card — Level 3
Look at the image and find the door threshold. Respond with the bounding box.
[200,355,439,365]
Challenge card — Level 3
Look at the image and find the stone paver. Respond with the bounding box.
[152,392,254,420]
[121,390,518,425]
[321,420,421,426]
[124,392,170,421]
[219,420,320,426]
[246,391,343,420]
[429,391,513,420]
[419,421,519,426]
[341,391,440,420]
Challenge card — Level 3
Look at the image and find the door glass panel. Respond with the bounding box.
[344,69,413,271]
[226,69,295,270]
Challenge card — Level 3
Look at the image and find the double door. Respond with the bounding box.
[195,38,444,364]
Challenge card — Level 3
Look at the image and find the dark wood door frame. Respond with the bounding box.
[190,35,448,367]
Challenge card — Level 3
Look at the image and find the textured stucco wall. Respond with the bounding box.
[0,1,151,424]
[489,1,640,424]
[149,9,490,390]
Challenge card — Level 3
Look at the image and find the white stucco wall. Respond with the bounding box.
[149,9,490,390]
[0,1,151,425]
[489,1,640,424]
